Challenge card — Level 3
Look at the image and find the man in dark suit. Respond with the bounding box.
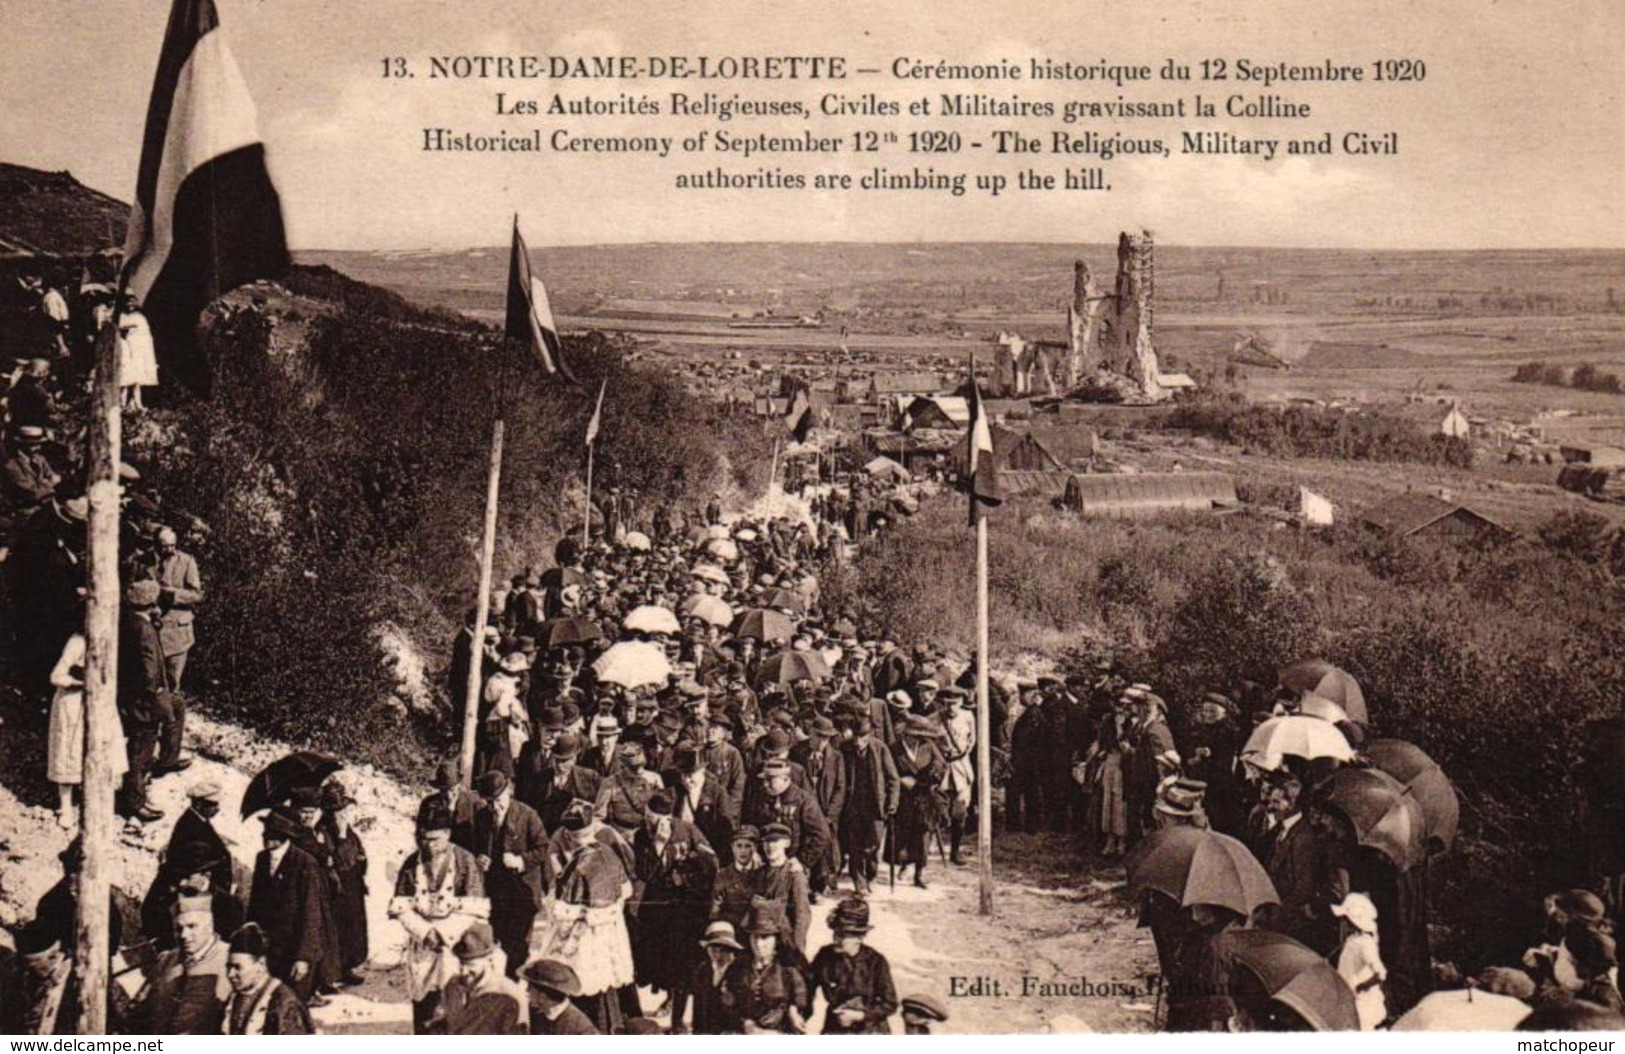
[839,717,899,895]
[472,771,552,978]
[163,781,235,896]
[701,716,747,819]
[528,732,602,831]
[1260,773,1341,956]
[246,809,333,1001]
[422,759,484,853]
[793,715,848,892]
[669,745,735,866]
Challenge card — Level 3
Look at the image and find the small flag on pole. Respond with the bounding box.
[122,0,290,393]
[506,217,574,382]
[966,354,1002,526]
[585,377,606,447]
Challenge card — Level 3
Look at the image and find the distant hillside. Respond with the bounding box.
[1300,340,1428,369]
[0,162,125,257]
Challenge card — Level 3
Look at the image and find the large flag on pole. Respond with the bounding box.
[783,383,814,444]
[966,354,1003,525]
[584,377,606,447]
[122,0,289,393]
[506,217,575,382]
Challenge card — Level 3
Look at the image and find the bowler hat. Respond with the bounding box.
[537,707,566,732]
[520,958,582,996]
[474,770,509,799]
[809,715,837,737]
[167,839,225,878]
[433,759,461,789]
[553,731,582,758]
[673,746,703,773]
[262,810,301,841]
[453,921,497,961]
[647,789,675,816]
[288,785,322,809]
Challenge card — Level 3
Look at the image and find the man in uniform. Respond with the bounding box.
[150,524,203,705]
[116,579,169,823]
[744,758,831,890]
[937,687,977,866]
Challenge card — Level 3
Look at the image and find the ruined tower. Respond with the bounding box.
[1100,231,1164,401]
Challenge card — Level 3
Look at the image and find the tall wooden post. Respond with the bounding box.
[975,512,993,916]
[76,319,121,1033]
[582,440,595,550]
[460,418,503,788]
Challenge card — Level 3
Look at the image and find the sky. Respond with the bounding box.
[2,0,1621,251]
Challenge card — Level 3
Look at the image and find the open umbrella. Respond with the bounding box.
[691,564,730,586]
[1298,696,1350,724]
[536,616,603,650]
[593,640,672,688]
[761,587,806,614]
[731,607,795,644]
[703,524,731,541]
[1319,767,1428,872]
[1124,826,1279,918]
[1241,715,1355,770]
[621,531,652,552]
[241,751,343,818]
[1279,660,1369,725]
[705,538,740,562]
[540,566,587,591]
[623,604,681,635]
[679,594,734,627]
[1363,738,1459,854]
[1219,928,1360,1031]
[755,649,830,687]
[1390,989,1532,1031]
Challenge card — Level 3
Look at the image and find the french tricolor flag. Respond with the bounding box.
[966,353,1003,525]
[505,218,574,381]
[121,0,289,394]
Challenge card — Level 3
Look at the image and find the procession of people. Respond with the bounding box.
[2,262,1623,1036]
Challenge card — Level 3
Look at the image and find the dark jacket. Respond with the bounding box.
[809,943,897,1034]
[247,843,333,984]
[839,739,899,836]
[472,798,552,911]
[742,782,830,875]
[791,739,848,829]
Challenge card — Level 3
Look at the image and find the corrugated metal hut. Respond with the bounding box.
[1061,472,1238,518]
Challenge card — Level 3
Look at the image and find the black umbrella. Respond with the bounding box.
[536,616,603,650]
[241,751,343,818]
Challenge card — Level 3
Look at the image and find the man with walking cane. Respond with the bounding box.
[839,716,898,896]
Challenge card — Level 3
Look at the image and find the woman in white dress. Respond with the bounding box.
[46,632,129,828]
[117,298,159,411]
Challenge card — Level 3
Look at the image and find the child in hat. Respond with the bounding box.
[690,920,744,1035]
[900,992,949,1034]
[809,896,897,1034]
[1332,892,1387,1030]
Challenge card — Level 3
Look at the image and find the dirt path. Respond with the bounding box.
[1,698,1154,1035]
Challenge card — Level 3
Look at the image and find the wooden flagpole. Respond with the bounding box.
[976,508,993,915]
[582,440,595,550]
[460,417,503,788]
[76,317,122,1033]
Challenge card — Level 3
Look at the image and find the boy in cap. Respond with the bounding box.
[756,823,812,954]
[222,924,313,1034]
[521,959,598,1034]
[441,920,527,1034]
[901,992,949,1034]
[809,896,897,1034]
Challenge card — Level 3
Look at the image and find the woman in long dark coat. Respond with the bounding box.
[321,782,369,983]
[888,717,948,889]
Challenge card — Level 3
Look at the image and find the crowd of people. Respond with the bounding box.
[3,260,1623,1034]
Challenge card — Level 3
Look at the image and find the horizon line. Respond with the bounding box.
[293,240,1625,255]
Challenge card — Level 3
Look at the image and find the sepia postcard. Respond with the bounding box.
[0,0,1622,1040]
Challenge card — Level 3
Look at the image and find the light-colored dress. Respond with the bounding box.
[1335,930,1388,1030]
[118,309,159,388]
[47,634,129,785]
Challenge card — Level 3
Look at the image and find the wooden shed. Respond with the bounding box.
[1061,472,1238,518]
[1358,493,1512,540]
